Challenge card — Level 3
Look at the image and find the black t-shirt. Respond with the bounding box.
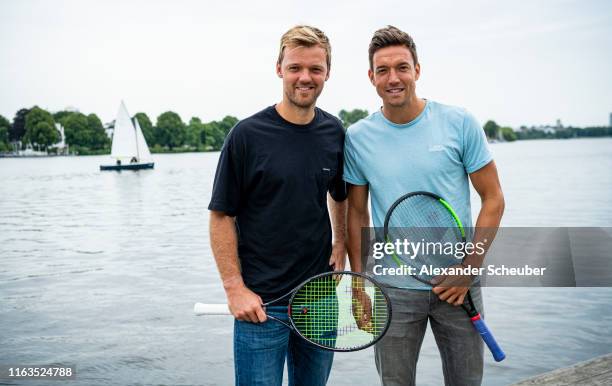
[208,105,347,303]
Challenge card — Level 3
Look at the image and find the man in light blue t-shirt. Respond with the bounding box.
[345,26,505,386]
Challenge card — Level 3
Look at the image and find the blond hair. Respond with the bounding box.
[277,25,331,70]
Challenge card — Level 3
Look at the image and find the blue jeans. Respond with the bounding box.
[234,306,334,386]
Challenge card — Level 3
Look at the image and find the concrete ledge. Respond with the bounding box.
[511,353,612,385]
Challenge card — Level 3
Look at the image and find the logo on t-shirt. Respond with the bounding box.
[428,144,445,152]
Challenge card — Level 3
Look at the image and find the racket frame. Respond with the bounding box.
[196,271,392,352]
[284,271,392,352]
[382,191,506,362]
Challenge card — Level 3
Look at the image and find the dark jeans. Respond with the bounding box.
[233,306,334,386]
[375,287,484,386]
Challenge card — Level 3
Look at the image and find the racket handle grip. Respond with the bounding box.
[471,315,506,362]
[194,303,231,315]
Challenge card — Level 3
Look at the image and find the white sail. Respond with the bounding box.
[133,115,152,161]
[110,101,138,160]
[101,101,154,170]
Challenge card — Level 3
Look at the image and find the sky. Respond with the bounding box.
[1,0,611,128]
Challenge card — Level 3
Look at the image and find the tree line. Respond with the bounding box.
[0,107,242,154]
[135,112,238,153]
[0,106,370,155]
[0,107,112,154]
[483,119,612,142]
[3,106,608,154]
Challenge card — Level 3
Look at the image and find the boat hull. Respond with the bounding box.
[100,162,154,171]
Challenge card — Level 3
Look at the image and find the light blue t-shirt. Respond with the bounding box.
[344,100,492,287]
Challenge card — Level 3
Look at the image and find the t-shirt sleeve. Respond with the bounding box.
[329,147,348,202]
[343,131,368,185]
[207,129,243,216]
[462,110,493,174]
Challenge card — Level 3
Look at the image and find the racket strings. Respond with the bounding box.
[290,273,390,350]
[386,195,464,282]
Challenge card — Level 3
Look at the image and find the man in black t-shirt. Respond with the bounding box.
[207,25,347,386]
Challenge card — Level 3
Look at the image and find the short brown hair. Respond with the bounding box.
[368,25,418,70]
[277,25,332,71]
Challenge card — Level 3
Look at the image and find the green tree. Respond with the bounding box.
[53,110,74,126]
[87,113,110,149]
[204,121,225,150]
[339,109,368,129]
[218,115,239,136]
[63,112,90,147]
[483,120,500,139]
[62,112,109,149]
[200,128,207,147]
[186,117,205,149]
[133,112,154,145]
[10,108,32,143]
[516,128,547,140]
[500,126,517,142]
[202,116,238,150]
[578,126,610,138]
[23,107,59,149]
[155,111,185,149]
[0,115,10,151]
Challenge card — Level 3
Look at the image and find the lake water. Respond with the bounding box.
[1,138,611,385]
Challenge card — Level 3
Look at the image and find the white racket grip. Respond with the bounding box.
[194,303,231,315]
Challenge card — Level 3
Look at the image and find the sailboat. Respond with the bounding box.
[100,101,154,171]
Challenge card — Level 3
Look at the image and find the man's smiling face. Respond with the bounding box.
[277,45,329,109]
[369,45,420,109]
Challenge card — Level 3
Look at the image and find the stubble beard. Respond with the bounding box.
[385,84,416,109]
[286,87,321,110]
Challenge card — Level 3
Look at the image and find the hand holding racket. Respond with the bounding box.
[383,191,506,362]
[350,275,374,333]
[194,271,392,352]
[431,263,474,306]
[225,283,267,323]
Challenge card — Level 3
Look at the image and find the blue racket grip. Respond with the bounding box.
[471,315,506,362]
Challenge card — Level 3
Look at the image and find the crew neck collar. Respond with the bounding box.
[378,99,429,129]
[271,104,319,132]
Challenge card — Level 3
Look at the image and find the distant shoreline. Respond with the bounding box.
[0,151,214,158]
[1,136,610,159]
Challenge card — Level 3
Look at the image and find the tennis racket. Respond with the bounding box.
[383,191,506,362]
[194,271,392,352]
